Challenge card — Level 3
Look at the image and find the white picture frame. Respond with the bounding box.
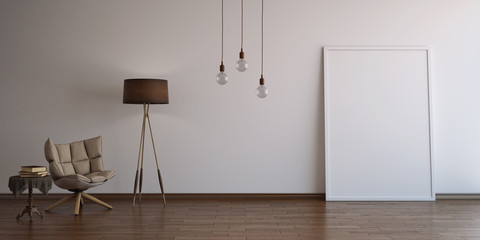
[324,46,435,201]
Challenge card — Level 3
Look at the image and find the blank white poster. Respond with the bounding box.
[324,47,434,201]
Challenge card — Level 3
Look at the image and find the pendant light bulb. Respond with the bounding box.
[216,62,228,85]
[256,85,268,98]
[236,59,248,72]
[216,72,228,85]
[256,76,268,98]
[236,50,248,72]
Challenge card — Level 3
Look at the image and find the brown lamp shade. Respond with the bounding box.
[123,79,169,104]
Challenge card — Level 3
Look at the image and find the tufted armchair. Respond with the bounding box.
[44,136,115,215]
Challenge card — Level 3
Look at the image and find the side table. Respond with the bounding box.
[8,175,52,221]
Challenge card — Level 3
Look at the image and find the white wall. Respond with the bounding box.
[0,0,479,194]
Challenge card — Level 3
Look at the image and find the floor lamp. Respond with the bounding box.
[123,79,169,206]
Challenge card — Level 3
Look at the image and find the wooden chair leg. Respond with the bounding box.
[74,193,82,216]
[45,194,76,211]
[45,192,112,216]
[81,193,113,209]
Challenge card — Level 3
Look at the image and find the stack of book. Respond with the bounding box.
[19,165,48,178]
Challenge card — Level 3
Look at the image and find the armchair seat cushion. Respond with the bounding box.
[64,174,92,183]
[85,170,115,183]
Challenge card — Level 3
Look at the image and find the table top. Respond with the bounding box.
[8,175,52,198]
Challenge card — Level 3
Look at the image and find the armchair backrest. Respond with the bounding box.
[44,136,104,180]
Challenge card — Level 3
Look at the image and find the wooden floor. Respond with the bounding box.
[1,195,480,240]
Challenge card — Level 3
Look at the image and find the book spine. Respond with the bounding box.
[21,167,47,173]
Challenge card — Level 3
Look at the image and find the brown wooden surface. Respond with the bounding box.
[1,195,480,239]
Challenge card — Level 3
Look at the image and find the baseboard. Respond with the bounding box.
[0,193,325,200]
[436,194,480,200]
[162,193,326,200]
[4,193,478,201]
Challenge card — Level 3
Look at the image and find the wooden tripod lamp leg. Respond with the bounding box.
[133,104,147,207]
[157,169,167,205]
[132,169,139,207]
[146,106,167,205]
[139,104,147,202]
